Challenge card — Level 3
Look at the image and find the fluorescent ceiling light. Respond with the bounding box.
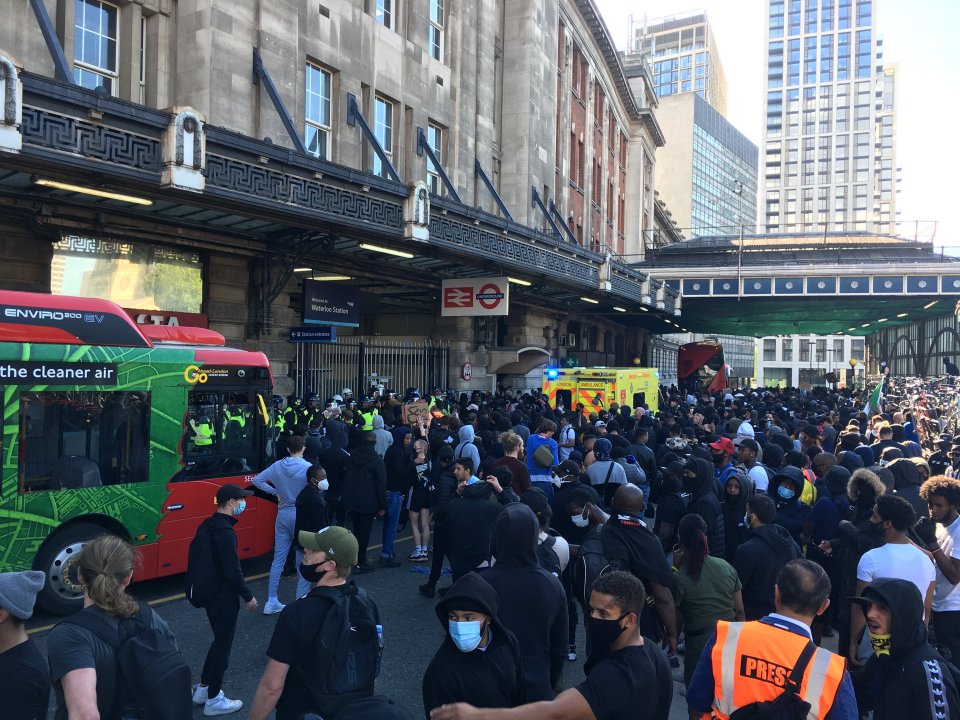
[924,300,938,309]
[861,323,871,328]
[896,312,908,318]
[312,275,353,281]
[508,277,532,286]
[878,318,888,323]
[580,296,599,304]
[358,243,414,259]
[640,307,649,312]
[613,306,627,312]
[847,327,856,331]
[294,268,313,273]
[34,178,153,205]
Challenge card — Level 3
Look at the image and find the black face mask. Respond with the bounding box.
[586,613,628,654]
[868,520,885,537]
[299,561,329,584]
[711,454,726,467]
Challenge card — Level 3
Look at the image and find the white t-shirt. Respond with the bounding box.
[857,542,936,619]
[933,515,960,612]
[746,464,770,493]
[558,425,576,462]
[540,531,570,573]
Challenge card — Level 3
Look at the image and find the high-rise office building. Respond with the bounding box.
[635,91,758,237]
[761,0,898,235]
[633,12,728,116]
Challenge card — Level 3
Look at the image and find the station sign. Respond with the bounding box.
[289,326,338,343]
[441,277,509,317]
[303,280,360,328]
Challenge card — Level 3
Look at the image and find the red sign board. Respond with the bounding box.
[124,308,208,328]
[440,277,509,317]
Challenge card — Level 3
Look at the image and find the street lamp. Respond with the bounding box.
[734,180,744,300]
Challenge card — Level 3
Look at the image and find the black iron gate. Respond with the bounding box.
[294,338,450,399]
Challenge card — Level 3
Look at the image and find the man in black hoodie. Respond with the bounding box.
[682,458,725,558]
[600,484,679,657]
[852,578,960,719]
[190,484,258,712]
[733,494,801,620]
[443,459,519,581]
[422,572,526,716]
[341,431,388,572]
[481,504,567,701]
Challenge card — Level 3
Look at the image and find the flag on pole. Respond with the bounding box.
[866,381,883,416]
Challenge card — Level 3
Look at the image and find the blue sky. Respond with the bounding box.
[594,0,960,251]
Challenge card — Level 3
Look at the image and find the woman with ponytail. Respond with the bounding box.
[672,513,745,686]
[48,534,179,720]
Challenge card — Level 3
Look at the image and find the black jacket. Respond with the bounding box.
[684,458,726,558]
[887,458,928,520]
[384,430,417,494]
[721,473,754,562]
[206,512,253,603]
[601,511,676,639]
[769,467,812,543]
[422,572,525,716]
[294,482,328,545]
[481,504,567,701]
[341,445,388,514]
[550,481,601,545]
[443,482,517,578]
[732,523,800,620]
[855,578,960,720]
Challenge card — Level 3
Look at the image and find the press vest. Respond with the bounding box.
[710,620,845,720]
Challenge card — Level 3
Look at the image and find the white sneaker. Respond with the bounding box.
[192,683,208,705]
[262,598,285,615]
[204,691,242,716]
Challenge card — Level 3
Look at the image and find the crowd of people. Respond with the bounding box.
[6,377,960,719]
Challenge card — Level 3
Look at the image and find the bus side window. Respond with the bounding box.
[18,391,151,492]
[183,392,257,480]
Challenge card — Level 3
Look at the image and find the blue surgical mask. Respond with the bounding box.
[448,620,484,652]
[777,486,795,500]
[233,500,247,515]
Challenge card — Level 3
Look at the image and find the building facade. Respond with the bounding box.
[632,12,727,116]
[757,333,865,387]
[761,0,898,235]
[638,92,758,238]
[0,0,680,395]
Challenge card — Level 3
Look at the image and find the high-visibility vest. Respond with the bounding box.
[190,420,214,446]
[800,473,818,507]
[710,621,846,720]
[359,409,379,431]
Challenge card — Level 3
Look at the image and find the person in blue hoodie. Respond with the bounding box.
[253,435,313,613]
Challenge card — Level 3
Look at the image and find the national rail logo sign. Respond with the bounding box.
[440,277,510,317]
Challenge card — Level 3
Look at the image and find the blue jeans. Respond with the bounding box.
[268,506,305,600]
[381,490,404,558]
[532,479,554,502]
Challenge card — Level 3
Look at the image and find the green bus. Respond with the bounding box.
[0,290,277,614]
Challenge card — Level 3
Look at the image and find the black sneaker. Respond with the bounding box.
[379,557,401,568]
[354,563,375,574]
[419,583,436,599]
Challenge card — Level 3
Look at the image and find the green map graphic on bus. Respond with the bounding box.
[1,341,194,570]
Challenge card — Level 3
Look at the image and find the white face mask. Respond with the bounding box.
[571,513,591,528]
[316,479,330,492]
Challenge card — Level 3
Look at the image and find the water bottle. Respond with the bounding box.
[376,623,384,648]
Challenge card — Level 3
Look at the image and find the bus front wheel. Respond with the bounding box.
[35,522,108,616]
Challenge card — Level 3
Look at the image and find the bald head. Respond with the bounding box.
[612,484,645,515]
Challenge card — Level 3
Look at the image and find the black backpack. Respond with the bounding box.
[299,583,383,718]
[728,641,816,720]
[60,603,192,720]
[572,526,613,606]
[537,533,562,577]
[185,516,219,608]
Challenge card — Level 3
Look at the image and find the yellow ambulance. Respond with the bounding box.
[542,367,660,416]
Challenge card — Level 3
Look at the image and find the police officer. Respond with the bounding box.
[358,396,379,431]
[686,559,859,720]
[190,415,215,450]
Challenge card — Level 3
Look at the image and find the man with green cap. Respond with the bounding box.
[250,526,382,720]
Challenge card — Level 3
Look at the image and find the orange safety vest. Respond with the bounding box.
[710,621,846,720]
